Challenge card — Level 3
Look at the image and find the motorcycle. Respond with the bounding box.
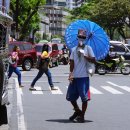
[96,55,130,75]
[59,53,69,65]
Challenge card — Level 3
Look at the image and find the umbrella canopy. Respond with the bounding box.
[39,40,48,44]
[64,20,110,60]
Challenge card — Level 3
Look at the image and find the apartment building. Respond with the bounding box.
[39,0,68,37]
[66,0,85,10]
[46,0,66,7]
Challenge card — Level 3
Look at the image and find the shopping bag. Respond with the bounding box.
[86,46,95,76]
[87,62,95,76]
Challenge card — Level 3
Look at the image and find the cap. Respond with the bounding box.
[77,29,87,39]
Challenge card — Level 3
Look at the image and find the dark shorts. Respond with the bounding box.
[66,77,89,102]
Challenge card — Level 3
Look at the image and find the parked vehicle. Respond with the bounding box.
[110,40,130,64]
[35,43,60,67]
[0,0,12,125]
[58,44,69,65]
[9,41,37,71]
[96,55,130,75]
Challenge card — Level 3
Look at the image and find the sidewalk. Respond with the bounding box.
[0,124,9,130]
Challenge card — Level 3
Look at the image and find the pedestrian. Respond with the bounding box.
[66,29,96,123]
[8,45,24,87]
[29,44,57,91]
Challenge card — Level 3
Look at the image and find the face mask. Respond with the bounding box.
[78,38,85,46]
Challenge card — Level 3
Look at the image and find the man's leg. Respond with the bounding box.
[76,77,89,122]
[69,101,81,121]
[82,101,88,116]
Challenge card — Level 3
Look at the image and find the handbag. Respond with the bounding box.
[8,56,16,65]
[86,46,95,76]
[36,56,49,71]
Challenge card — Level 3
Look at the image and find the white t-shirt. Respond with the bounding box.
[70,45,95,78]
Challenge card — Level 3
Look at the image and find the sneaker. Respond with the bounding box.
[69,110,82,121]
[51,87,58,90]
[19,85,24,88]
[29,87,36,91]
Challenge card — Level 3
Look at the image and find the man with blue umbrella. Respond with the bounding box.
[66,29,96,123]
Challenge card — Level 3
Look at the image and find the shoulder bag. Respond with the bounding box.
[86,46,95,76]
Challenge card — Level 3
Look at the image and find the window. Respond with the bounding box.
[58,45,63,50]
[35,46,42,52]
[52,44,58,51]
[9,44,24,51]
[23,44,32,50]
[112,45,125,52]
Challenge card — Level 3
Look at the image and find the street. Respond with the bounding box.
[2,65,130,130]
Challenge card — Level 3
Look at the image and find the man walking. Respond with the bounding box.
[66,29,96,123]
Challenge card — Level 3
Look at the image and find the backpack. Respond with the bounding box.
[36,56,50,71]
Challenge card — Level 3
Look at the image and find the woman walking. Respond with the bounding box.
[8,45,24,87]
[29,44,57,91]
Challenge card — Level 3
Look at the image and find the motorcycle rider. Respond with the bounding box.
[62,44,68,54]
[105,46,117,71]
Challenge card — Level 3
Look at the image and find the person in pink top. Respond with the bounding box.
[8,45,24,87]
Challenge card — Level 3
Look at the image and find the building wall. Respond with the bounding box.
[42,4,68,37]
[66,0,85,10]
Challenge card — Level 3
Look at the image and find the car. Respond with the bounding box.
[110,40,130,64]
[35,43,61,67]
[9,41,37,71]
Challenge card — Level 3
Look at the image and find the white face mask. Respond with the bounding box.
[78,38,85,46]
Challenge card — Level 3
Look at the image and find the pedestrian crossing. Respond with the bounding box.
[26,81,130,95]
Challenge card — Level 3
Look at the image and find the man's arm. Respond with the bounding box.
[84,56,96,63]
[70,59,74,72]
[69,59,74,80]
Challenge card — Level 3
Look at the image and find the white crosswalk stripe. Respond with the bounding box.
[90,86,103,94]
[107,81,130,92]
[49,86,63,94]
[101,86,123,94]
[28,83,130,95]
[32,87,43,94]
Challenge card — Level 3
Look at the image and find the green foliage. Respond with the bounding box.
[35,32,42,43]
[67,0,130,40]
[10,0,46,40]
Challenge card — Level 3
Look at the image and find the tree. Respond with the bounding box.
[67,0,130,40]
[10,0,46,41]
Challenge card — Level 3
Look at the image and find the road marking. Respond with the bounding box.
[32,87,43,94]
[101,86,123,94]
[49,86,63,94]
[14,78,26,130]
[17,74,69,77]
[107,81,130,92]
[66,86,103,94]
[90,86,103,94]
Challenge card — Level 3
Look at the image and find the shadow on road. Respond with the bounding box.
[46,119,93,123]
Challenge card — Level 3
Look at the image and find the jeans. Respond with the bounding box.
[31,69,54,88]
[8,66,21,85]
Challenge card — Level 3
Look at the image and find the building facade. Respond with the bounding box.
[39,0,68,37]
[46,0,66,7]
[66,0,85,10]
[43,4,68,36]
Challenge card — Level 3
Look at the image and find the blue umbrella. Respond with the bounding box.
[64,20,110,60]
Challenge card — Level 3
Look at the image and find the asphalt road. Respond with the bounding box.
[2,65,130,130]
